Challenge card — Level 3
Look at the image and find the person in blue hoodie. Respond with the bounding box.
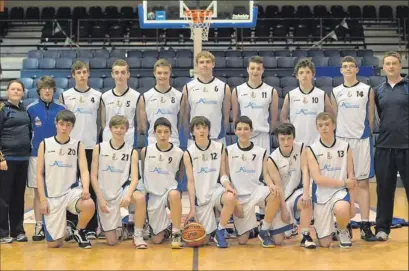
[26,76,65,241]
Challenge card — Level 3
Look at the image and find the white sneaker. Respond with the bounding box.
[338,229,352,248]
[133,232,148,249]
[376,231,389,241]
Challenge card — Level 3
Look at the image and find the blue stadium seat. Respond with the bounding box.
[159,50,175,58]
[43,50,61,58]
[176,49,193,58]
[127,50,143,58]
[175,57,192,68]
[274,87,283,98]
[280,76,298,88]
[94,49,110,59]
[259,51,274,57]
[363,56,379,67]
[355,57,363,67]
[315,76,333,88]
[142,57,157,68]
[54,88,63,99]
[341,50,357,57]
[89,77,103,90]
[307,50,324,57]
[277,57,294,68]
[55,58,72,69]
[68,78,75,89]
[210,51,225,58]
[328,56,342,67]
[357,49,374,57]
[28,50,43,59]
[127,57,141,68]
[90,58,107,69]
[282,86,294,97]
[242,51,258,57]
[60,50,77,59]
[23,58,39,69]
[173,77,191,90]
[292,50,308,57]
[320,85,333,95]
[332,76,344,87]
[138,77,155,91]
[19,78,34,89]
[357,76,369,85]
[26,88,39,99]
[312,56,329,67]
[128,77,139,90]
[143,50,159,58]
[263,57,277,68]
[39,58,56,69]
[227,76,246,88]
[275,50,291,57]
[106,57,119,68]
[226,50,242,57]
[110,49,126,59]
[103,78,115,90]
[54,77,68,89]
[369,76,386,88]
[77,50,94,59]
[215,57,226,68]
[264,76,280,89]
[226,57,244,68]
[324,49,341,57]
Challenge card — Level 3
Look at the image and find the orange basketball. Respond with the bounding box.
[182,222,206,247]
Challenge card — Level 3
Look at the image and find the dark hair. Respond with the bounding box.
[154,117,172,132]
[341,56,358,67]
[294,58,316,75]
[36,76,56,95]
[247,56,264,67]
[190,116,211,134]
[234,115,253,130]
[274,123,296,138]
[55,110,76,125]
[7,79,25,91]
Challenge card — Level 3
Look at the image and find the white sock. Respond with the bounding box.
[217,224,225,230]
[134,228,143,236]
[172,228,180,234]
[261,221,271,231]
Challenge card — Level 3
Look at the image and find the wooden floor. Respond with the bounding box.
[1,183,408,270]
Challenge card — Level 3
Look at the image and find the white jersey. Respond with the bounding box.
[288,87,326,146]
[97,140,133,201]
[227,142,266,196]
[143,143,184,196]
[102,88,140,147]
[333,82,372,139]
[309,138,349,204]
[187,140,223,206]
[144,87,182,145]
[236,82,274,136]
[62,88,101,149]
[187,77,226,140]
[269,142,303,200]
[43,137,80,198]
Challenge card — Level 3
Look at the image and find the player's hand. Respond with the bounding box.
[0,160,7,171]
[345,178,357,189]
[98,198,110,213]
[280,206,291,224]
[81,190,91,200]
[120,194,131,208]
[301,195,312,208]
[225,184,236,196]
[186,208,198,225]
[268,184,282,198]
[40,199,49,215]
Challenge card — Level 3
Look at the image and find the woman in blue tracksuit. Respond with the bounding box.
[26,76,65,241]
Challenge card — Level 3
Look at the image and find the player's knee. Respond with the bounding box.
[334,201,350,218]
[319,238,331,248]
[107,239,118,246]
[168,190,181,203]
[358,180,369,189]
[273,234,285,245]
[47,240,62,248]
[80,198,95,212]
[151,234,164,244]
[132,191,146,204]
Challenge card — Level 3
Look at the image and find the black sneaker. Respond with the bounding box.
[300,232,316,249]
[32,223,45,241]
[73,229,92,249]
[64,220,76,242]
[360,222,376,241]
[347,222,353,239]
[86,230,97,240]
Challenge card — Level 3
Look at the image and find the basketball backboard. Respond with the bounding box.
[138,0,257,29]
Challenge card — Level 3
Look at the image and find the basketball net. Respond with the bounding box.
[183,9,213,41]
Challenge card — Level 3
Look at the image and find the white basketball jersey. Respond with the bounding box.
[333,82,372,139]
[227,142,266,196]
[62,88,101,149]
[269,142,303,200]
[187,77,226,140]
[102,88,140,147]
[288,87,326,146]
[144,87,182,145]
[43,137,80,198]
[309,138,349,204]
[97,140,133,201]
[143,143,184,196]
[187,140,223,206]
[237,82,273,136]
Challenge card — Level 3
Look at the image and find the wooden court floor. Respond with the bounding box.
[1,183,408,270]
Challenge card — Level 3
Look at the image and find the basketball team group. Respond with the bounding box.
[0,50,407,251]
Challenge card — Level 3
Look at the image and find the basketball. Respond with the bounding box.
[182,221,206,247]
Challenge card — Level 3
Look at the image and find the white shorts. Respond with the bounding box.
[148,136,180,147]
[234,185,271,235]
[188,137,226,148]
[43,188,82,242]
[271,188,303,235]
[147,188,178,235]
[313,189,350,239]
[27,156,37,188]
[337,137,374,180]
[251,132,270,153]
[196,184,225,234]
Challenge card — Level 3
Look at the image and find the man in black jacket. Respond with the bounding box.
[374,51,409,241]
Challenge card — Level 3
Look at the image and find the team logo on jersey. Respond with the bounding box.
[79,96,85,103]
[321,164,341,172]
[196,98,217,105]
[59,148,65,156]
[197,167,217,174]
[203,87,209,92]
[112,153,117,160]
[102,166,124,173]
[303,97,308,104]
[34,116,42,127]
[160,97,166,103]
[202,154,208,161]
[251,91,256,98]
[116,100,123,107]
[327,152,332,159]
[241,154,247,161]
[340,102,359,109]
[243,102,263,109]
[295,109,317,115]
[236,167,256,174]
[159,155,164,162]
[347,91,352,97]
[50,161,72,168]
[287,168,296,178]
[150,167,169,175]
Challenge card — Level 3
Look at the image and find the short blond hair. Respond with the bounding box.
[112,59,129,72]
[316,112,336,125]
[71,60,89,75]
[195,51,215,65]
[154,58,172,72]
[109,115,129,129]
[383,51,401,64]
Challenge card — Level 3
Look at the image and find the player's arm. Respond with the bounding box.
[280,94,290,123]
[220,147,235,194]
[137,96,147,134]
[223,85,232,130]
[324,93,335,117]
[100,99,106,131]
[78,142,91,199]
[300,146,312,206]
[182,85,190,137]
[262,154,274,187]
[90,144,109,212]
[231,88,239,125]
[368,88,375,135]
[184,151,198,221]
[270,88,279,133]
[178,94,184,131]
[330,92,338,118]
[36,141,49,214]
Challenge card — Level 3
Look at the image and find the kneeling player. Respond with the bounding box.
[226,116,280,247]
[90,115,147,248]
[37,110,95,249]
[142,117,184,249]
[307,112,357,248]
[267,123,316,248]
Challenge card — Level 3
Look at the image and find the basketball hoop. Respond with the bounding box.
[183,9,213,41]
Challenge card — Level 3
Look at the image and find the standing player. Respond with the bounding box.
[280,58,333,146]
[232,56,279,153]
[331,56,376,241]
[266,123,316,248]
[182,51,231,147]
[139,59,183,146]
[184,116,240,248]
[27,76,65,241]
[60,60,102,239]
[90,115,147,248]
[142,117,184,249]
[101,59,142,148]
[226,116,280,247]
[307,112,357,248]
[36,110,95,248]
